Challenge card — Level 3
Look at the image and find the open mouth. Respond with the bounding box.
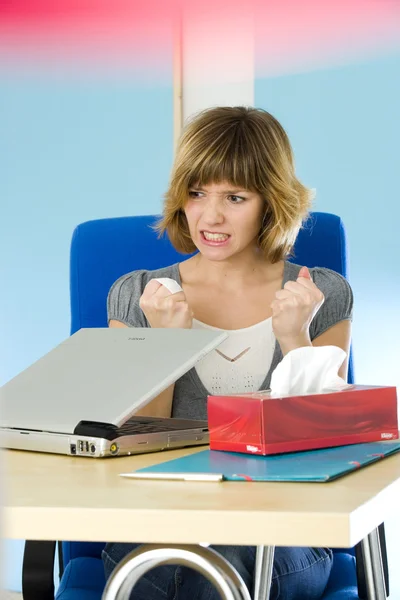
[201,231,230,243]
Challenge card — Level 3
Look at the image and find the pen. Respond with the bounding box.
[119,472,224,482]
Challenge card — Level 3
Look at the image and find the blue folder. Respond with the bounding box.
[136,440,400,482]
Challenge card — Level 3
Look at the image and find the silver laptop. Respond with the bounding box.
[0,328,227,458]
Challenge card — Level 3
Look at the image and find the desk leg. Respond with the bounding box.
[102,544,252,600]
[360,528,387,600]
[253,545,275,600]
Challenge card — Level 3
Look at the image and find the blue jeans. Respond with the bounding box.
[102,543,333,599]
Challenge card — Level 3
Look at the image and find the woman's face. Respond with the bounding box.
[184,180,265,262]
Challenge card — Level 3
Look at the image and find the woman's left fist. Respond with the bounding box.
[270,266,324,353]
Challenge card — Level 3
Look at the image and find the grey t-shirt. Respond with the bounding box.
[107,261,353,420]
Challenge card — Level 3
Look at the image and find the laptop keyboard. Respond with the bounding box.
[74,417,208,441]
[118,420,179,435]
[116,417,208,437]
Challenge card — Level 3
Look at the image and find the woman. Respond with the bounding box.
[103,106,353,599]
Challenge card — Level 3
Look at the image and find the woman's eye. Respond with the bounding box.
[188,191,203,199]
[229,195,246,203]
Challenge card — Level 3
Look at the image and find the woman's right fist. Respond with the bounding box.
[139,280,193,329]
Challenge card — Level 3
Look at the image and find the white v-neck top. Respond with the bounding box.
[192,316,275,395]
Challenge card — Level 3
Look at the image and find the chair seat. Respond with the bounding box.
[322,552,359,599]
[56,552,359,600]
[56,557,106,600]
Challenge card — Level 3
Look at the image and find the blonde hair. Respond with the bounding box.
[155,106,314,262]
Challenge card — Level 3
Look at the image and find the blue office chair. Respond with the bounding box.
[22,213,387,600]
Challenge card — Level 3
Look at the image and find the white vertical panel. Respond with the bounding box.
[180,8,254,123]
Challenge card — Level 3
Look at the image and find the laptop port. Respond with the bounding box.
[78,440,84,453]
[84,441,89,453]
[90,444,96,454]
[110,442,119,455]
[70,443,77,455]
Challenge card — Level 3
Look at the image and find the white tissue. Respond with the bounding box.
[154,278,184,295]
[270,345,350,397]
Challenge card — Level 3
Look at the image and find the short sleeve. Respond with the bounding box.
[107,271,148,327]
[309,267,354,340]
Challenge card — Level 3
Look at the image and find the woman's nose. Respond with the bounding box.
[203,198,224,224]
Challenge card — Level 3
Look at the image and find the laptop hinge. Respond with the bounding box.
[74,420,118,440]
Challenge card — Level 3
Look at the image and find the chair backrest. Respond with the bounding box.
[70,211,353,381]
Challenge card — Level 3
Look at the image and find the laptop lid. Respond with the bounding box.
[0,328,227,435]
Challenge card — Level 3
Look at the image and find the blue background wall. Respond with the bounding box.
[1,73,173,590]
[255,49,400,595]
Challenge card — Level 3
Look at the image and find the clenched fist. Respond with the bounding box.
[139,280,193,329]
[271,266,324,354]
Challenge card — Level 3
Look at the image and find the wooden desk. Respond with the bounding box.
[3,447,400,549]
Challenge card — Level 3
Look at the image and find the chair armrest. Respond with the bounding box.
[355,522,389,599]
[22,541,56,600]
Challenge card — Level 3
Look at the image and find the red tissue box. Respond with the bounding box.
[207,386,399,455]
